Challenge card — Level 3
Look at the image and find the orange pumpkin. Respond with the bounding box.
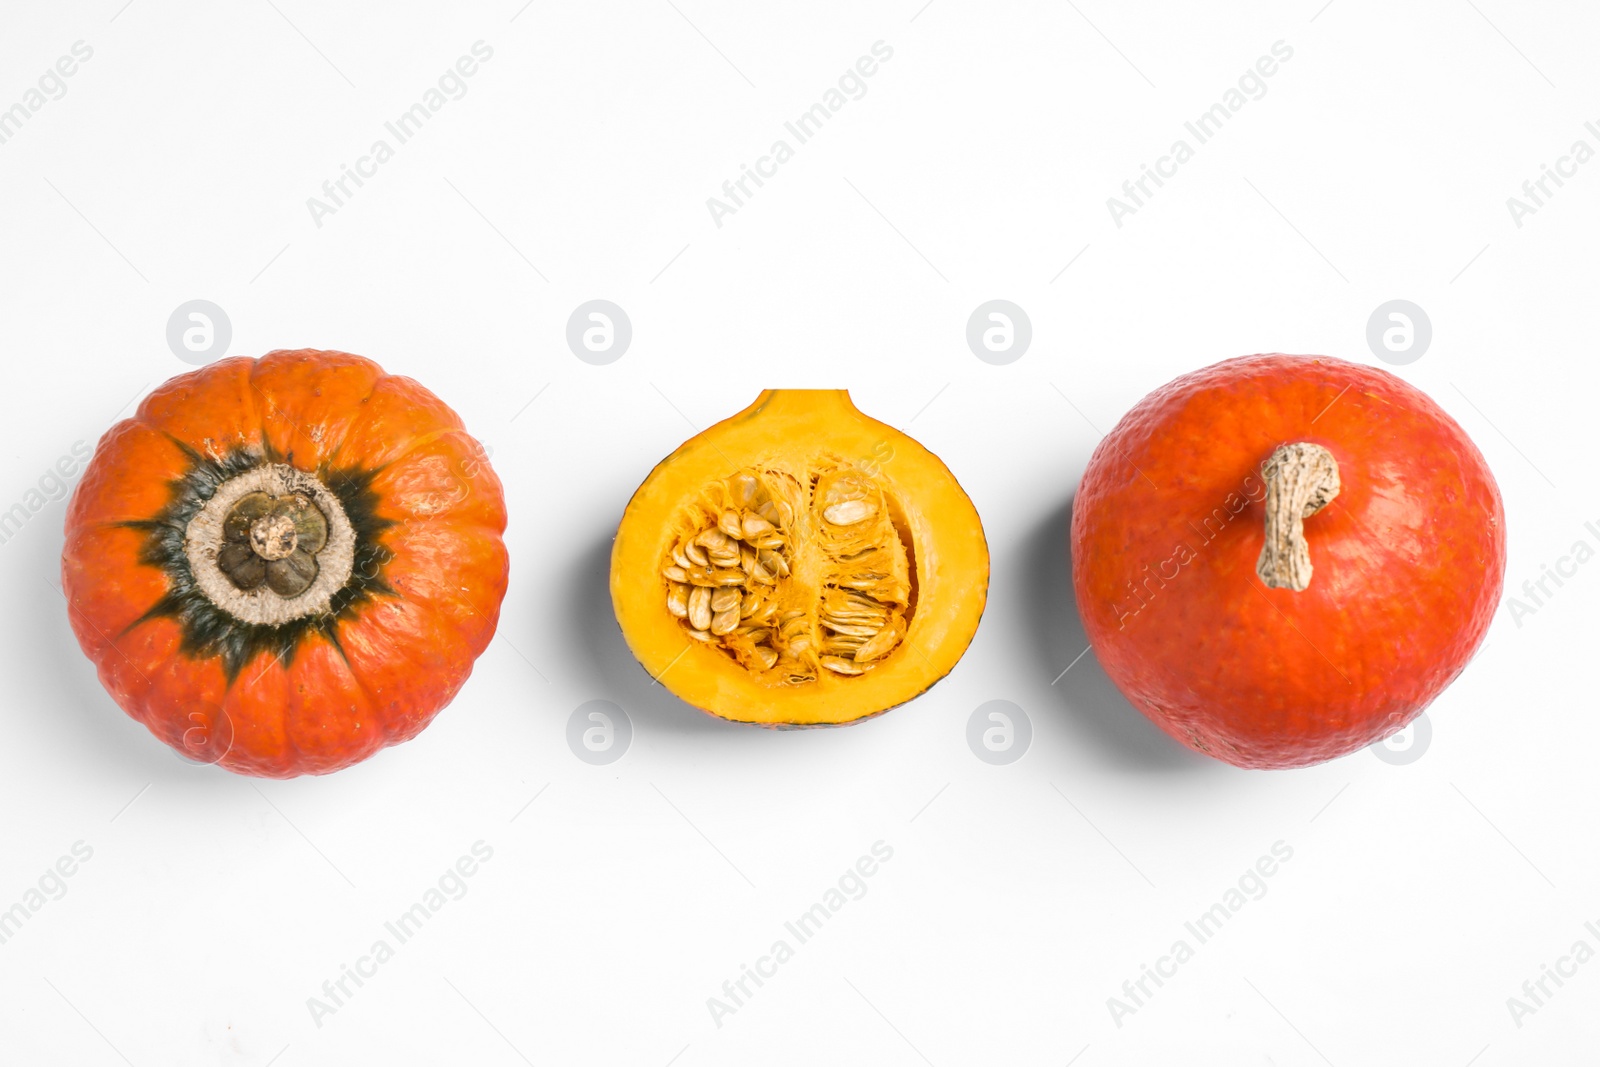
[61,350,509,777]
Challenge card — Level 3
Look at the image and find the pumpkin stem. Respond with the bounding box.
[184,464,356,624]
[1256,442,1340,592]
[250,513,300,560]
[214,489,329,598]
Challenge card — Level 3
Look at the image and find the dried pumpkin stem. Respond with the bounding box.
[215,489,330,597]
[249,513,299,560]
[184,464,357,625]
[1255,442,1340,592]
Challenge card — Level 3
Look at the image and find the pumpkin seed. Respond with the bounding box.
[688,586,712,630]
[729,473,760,507]
[854,618,904,662]
[823,499,875,525]
[695,528,731,552]
[824,622,880,639]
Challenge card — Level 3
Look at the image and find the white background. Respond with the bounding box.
[1,1,1596,1064]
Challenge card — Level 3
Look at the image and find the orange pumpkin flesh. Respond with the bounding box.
[1071,354,1506,769]
[61,350,509,777]
[611,390,988,726]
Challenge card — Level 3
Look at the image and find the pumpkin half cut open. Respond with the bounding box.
[610,390,988,726]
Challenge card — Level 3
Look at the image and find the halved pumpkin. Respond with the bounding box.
[610,390,988,726]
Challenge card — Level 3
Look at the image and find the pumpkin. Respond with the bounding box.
[610,390,987,726]
[1071,354,1505,769]
[61,350,509,777]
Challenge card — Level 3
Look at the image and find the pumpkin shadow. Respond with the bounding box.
[1023,496,1209,772]
[564,534,750,738]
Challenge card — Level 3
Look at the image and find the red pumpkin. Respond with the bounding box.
[61,350,509,777]
[1071,354,1505,769]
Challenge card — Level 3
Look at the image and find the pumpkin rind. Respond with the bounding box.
[1071,354,1506,769]
[61,349,508,777]
[611,390,988,726]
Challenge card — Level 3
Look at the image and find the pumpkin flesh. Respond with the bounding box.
[611,390,987,726]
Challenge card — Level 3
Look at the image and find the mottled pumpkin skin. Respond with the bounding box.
[1072,355,1505,769]
[61,350,509,777]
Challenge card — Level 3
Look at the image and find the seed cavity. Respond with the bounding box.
[661,461,911,683]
